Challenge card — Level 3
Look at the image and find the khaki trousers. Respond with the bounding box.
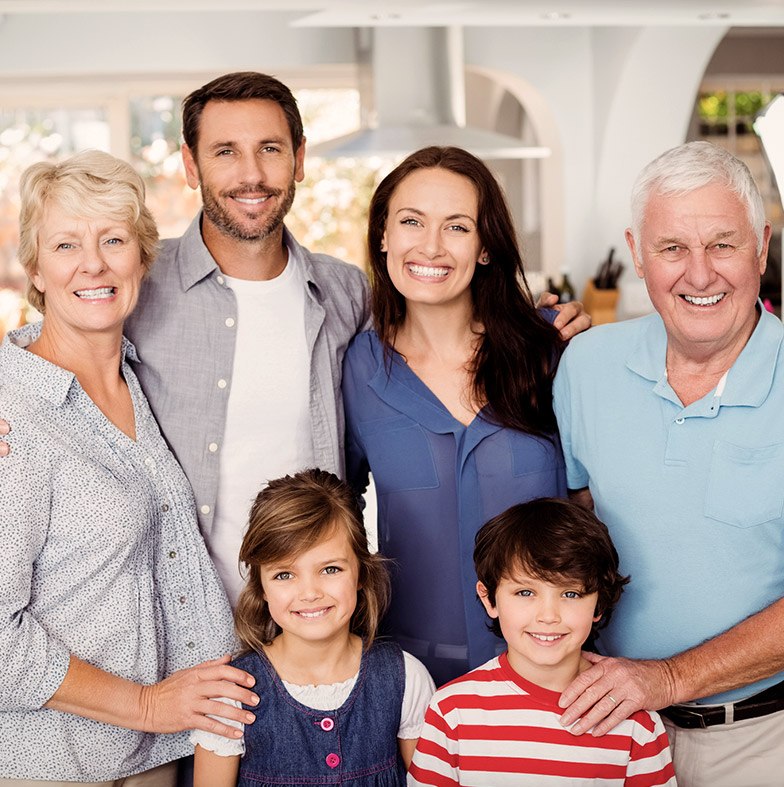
[664,708,784,787]
[0,760,176,787]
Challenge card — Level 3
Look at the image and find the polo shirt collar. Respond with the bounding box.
[625,304,782,409]
[2,322,139,407]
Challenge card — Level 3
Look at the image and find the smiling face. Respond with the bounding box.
[259,526,360,648]
[182,98,305,244]
[627,182,770,362]
[478,568,599,692]
[32,201,144,339]
[382,167,486,314]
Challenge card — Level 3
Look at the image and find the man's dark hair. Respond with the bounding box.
[181,71,304,154]
[474,498,629,638]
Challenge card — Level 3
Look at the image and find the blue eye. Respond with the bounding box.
[273,571,292,581]
[563,590,582,599]
[515,589,533,597]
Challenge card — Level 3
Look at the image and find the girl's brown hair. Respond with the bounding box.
[234,469,390,654]
[367,145,563,438]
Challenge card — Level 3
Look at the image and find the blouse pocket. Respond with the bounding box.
[704,440,784,528]
[358,415,439,492]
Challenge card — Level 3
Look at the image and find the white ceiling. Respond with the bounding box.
[0,0,783,28]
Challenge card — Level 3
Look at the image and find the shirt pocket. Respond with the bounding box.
[510,432,563,478]
[358,414,439,492]
[704,440,784,528]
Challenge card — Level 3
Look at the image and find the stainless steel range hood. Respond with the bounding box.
[309,27,550,161]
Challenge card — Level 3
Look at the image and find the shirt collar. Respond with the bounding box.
[177,213,220,291]
[625,303,783,408]
[1,322,139,407]
[176,215,314,296]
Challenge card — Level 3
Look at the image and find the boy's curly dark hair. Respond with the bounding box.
[474,497,629,639]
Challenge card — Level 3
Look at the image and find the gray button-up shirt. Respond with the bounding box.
[125,215,370,541]
[0,324,235,781]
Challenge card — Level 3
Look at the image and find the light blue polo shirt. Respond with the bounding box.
[554,307,784,704]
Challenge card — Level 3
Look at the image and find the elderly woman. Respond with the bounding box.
[0,151,257,786]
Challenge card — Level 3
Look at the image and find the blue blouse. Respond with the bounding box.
[342,330,566,686]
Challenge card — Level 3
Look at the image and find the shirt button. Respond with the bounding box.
[320,717,334,731]
[144,457,154,467]
[225,317,235,328]
[208,442,218,453]
[675,417,685,425]
[186,641,195,649]
[161,503,170,512]
[325,753,340,769]
[179,595,187,604]
[217,379,227,389]
[216,275,225,285]
[169,550,177,559]
[200,504,211,515]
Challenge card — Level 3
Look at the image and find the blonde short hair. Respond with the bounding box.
[18,150,159,313]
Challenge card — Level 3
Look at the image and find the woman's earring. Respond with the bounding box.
[479,255,489,265]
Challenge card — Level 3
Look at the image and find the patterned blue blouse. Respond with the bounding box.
[0,323,235,781]
[342,330,566,687]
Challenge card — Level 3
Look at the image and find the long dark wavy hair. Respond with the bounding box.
[367,146,563,436]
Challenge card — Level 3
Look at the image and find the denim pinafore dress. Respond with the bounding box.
[234,641,407,786]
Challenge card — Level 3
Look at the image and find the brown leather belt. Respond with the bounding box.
[661,680,784,729]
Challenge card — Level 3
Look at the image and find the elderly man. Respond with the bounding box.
[553,141,783,786]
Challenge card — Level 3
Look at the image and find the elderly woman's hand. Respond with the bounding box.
[139,655,259,738]
[0,419,8,457]
[46,653,258,740]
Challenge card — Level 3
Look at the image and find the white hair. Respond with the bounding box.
[630,141,766,254]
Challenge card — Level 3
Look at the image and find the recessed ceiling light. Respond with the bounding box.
[370,12,401,21]
[541,11,571,20]
[698,12,731,20]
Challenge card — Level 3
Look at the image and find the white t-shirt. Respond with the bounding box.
[211,260,316,606]
[191,651,435,757]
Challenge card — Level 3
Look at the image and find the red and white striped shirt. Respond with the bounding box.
[408,654,676,786]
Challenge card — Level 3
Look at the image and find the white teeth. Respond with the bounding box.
[234,196,268,205]
[408,264,449,278]
[683,293,725,306]
[529,633,563,642]
[75,287,114,299]
[297,609,328,618]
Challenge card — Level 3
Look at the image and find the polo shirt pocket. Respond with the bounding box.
[358,415,439,492]
[704,440,784,528]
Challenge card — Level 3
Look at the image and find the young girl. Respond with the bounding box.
[192,469,435,786]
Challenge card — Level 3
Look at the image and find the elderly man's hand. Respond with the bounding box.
[535,292,592,341]
[558,652,678,736]
[0,419,8,457]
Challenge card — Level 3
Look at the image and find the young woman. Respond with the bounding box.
[342,146,573,686]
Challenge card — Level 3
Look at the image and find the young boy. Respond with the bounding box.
[408,498,676,786]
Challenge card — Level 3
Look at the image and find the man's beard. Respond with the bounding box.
[200,178,296,242]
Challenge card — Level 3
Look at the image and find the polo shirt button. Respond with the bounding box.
[225,317,235,328]
[208,442,218,453]
[675,417,685,424]
[200,504,211,515]
[217,275,225,285]
[217,379,227,389]
[320,717,334,731]
[325,753,340,769]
